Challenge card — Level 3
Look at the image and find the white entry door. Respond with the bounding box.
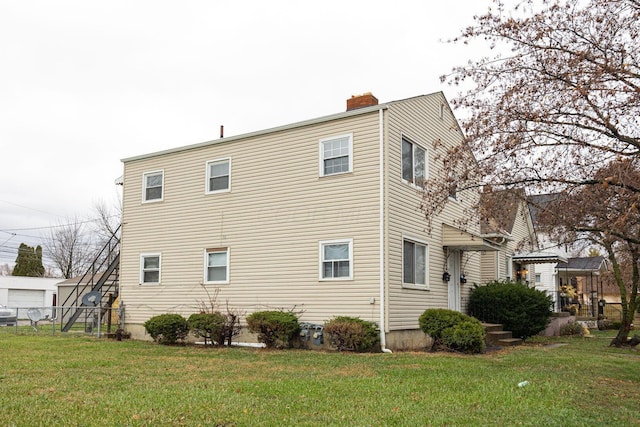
[448,250,461,312]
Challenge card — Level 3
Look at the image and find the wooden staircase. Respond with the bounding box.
[483,323,522,347]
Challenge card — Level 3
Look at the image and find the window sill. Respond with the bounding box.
[203,281,230,285]
[141,199,163,204]
[205,189,231,195]
[319,171,353,179]
[402,283,429,291]
[319,277,353,282]
[400,179,425,191]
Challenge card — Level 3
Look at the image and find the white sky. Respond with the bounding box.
[0,0,501,266]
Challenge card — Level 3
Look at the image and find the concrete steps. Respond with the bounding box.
[482,323,522,347]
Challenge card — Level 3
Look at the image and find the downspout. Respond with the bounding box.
[379,108,392,353]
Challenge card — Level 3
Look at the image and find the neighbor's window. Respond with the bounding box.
[401,137,426,186]
[320,134,353,176]
[205,247,229,283]
[535,273,541,283]
[206,158,231,193]
[140,254,161,284]
[320,239,353,280]
[143,171,164,202]
[403,239,427,287]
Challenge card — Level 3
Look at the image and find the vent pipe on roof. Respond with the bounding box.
[220,125,224,138]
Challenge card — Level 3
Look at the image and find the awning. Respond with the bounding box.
[442,224,500,251]
[513,251,568,264]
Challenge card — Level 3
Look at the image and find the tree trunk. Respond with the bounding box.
[610,319,633,347]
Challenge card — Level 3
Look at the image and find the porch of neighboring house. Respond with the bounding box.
[554,256,625,320]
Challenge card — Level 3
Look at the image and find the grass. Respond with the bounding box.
[0,330,638,426]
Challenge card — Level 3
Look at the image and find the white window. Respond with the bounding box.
[140,254,161,284]
[401,137,426,186]
[403,238,428,288]
[319,239,353,280]
[319,134,353,176]
[205,248,229,283]
[143,171,164,202]
[535,273,541,283]
[206,158,231,193]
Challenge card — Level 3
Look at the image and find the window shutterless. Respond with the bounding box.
[319,134,353,176]
[319,239,353,280]
[140,254,161,284]
[142,171,164,202]
[206,158,231,193]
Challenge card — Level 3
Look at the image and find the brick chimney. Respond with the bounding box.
[346,92,378,111]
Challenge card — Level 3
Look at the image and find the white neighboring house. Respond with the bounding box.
[0,276,60,319]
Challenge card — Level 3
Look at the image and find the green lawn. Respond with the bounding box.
[0,331,638,426]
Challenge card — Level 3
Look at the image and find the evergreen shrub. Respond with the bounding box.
[188,312,227,345]
[143,313,189,344]
[419,308,485,353]
[324,316,380,352]
[246,310,300,348]
[468,280,553,339]
[441,320,486,354]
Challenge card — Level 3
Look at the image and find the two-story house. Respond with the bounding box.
[118,92,501,350]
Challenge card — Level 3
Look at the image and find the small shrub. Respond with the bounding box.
[188,312,226,345]
[441,320,486,354]
[468,280,553,339]
[324,316,380,352]
[419,309,470,341]
[246,310,300,349]
[419,308,483,352]
[144,313,189,344]
[559,321,590,336]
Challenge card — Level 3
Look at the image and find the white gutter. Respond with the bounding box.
[379,108,392,354]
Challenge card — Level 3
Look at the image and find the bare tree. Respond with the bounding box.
[533,159,639,346]
[45,216,95,279]
[428,0,640,345]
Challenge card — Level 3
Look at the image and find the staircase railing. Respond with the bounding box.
[61,225,121,332]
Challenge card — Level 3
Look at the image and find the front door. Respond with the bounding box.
[448,250,461,312]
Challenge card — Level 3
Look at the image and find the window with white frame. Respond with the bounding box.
[205,247,229,283]
[319,134,352,176]
[319,239,353,280]
[140,254,161,284]
[403,238,428,287]
[206,158,231,193]
[143,171,164,202]
[401,137,426,186]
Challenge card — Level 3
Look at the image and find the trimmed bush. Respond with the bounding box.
[143,313,189,345]
[246,310,300,349]
[188,312,226,345]
[419,308,470,341]
[441,320,486,354]
[468,280,553,339]
[560,321,589,336]
[324,316,380,352]
[419,308,485,353]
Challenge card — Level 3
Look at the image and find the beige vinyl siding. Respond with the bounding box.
[481,251,498,283]
[385,93,483,331]
[120,112,382,326]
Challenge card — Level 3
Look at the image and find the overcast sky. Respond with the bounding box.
[0,0,503,267]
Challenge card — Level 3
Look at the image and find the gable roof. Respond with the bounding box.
[121,92,453,163]
[527,193,559,228]
[480,189,528,235]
